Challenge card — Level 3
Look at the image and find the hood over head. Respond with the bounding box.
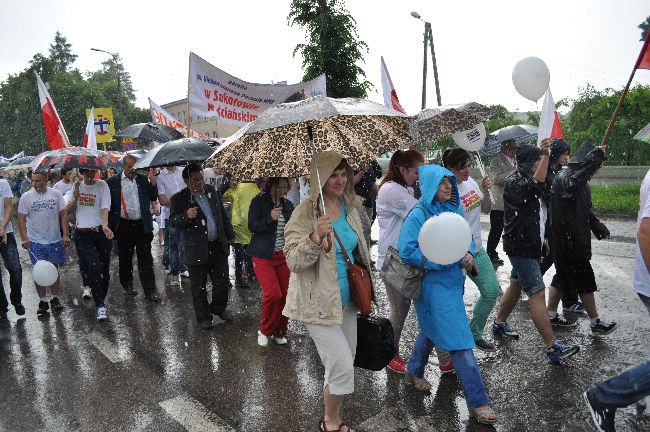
[516,145,542,173]
[309,150,357,209]
[418,164,460,214]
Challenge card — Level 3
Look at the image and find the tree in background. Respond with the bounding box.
[288,0,372,98]
[639,15,650,41]
[0,32,148,155]
[49,32,78,72]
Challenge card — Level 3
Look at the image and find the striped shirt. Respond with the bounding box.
[274,212,286,251]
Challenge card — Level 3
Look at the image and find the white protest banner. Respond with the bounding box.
[149,98,212,141]
[188,52,327,127]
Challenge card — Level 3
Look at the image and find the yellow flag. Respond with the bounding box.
[85,107,115,143]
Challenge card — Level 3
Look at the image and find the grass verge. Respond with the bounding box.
[591,183,640,217]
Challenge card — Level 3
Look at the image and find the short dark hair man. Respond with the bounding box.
[170,164,235,330]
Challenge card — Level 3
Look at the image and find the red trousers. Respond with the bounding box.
[253,251,290,338]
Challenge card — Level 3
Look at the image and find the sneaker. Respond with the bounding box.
[37,301,50,316]
[50,297,63,313]
[199,319,213,330]
[180,270,190,278]
[439,359,455,375]
[164,267,171,275]
[564,301,587,315]
[14,303,25,316]
[96,305,108,321]
[82,286,92,300]
[492,320,520,339]
[591,319,619,335]
[386,356,407,373]
[549,314,578,328]
[475,339,496,352]
[583,390,616,432]
[271,335,288,345]
[546,340,580,364]
[257,330,269,347]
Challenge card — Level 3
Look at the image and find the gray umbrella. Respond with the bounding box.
[114,123,184,143]
[480,124,538,157]
[133,138,214,169]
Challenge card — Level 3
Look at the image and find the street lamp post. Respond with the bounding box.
[411,12,442,108]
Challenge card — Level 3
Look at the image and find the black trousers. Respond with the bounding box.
[487,210,504,257]
[75,229,112,307]
[0,233,23,311]
[188,240,229,323]
[116,218,156,294]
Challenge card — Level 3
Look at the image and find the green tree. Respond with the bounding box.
[562,84,650,165]
[288,0,372,98]
[49,31,77,71]
[639,16,650,41]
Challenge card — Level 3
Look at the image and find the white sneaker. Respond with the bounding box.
[257,330,269,347]
[180,270,190,278]
[164,267,171,274]
[82,286,92,300]
[271,335,288,345]
[96,305,107,321]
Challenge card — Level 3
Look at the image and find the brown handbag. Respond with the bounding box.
[332,230,374,316]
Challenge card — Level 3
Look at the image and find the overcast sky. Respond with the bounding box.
[2,0,649,116]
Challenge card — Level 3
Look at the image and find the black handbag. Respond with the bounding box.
[354,314,396,371]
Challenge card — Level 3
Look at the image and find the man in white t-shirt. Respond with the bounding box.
[0,178,25,321]
[17,171,70,317]
[52,168,74,196]
[157,165,188,280]
[583,168,650,431]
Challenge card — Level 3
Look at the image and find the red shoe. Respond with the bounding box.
[386,356,407,374]
[439,359,455,375]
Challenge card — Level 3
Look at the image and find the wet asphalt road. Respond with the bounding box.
[1,219,649,432]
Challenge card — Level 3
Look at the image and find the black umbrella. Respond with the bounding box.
[114,123,184,143]
[480,124,538,157]
[133,138,215,169]
[34,147,110,171]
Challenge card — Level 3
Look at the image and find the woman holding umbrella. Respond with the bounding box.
[283,151,372,432]
[66,168,114,320]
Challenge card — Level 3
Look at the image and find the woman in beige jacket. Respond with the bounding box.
[283,151,372,432]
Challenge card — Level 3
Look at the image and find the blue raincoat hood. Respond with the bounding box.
[418,164,461,216]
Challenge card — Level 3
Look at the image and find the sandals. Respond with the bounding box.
[471,406,498,425]
[404,372,432,392]
[318,418,358,432]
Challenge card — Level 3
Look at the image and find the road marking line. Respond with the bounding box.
[159,395,234,432]
[86,332,130,363]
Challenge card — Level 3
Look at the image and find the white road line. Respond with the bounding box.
[159,395,234,432]
[86,332,131,363]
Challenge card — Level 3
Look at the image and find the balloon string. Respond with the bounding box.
[27,247,40,262]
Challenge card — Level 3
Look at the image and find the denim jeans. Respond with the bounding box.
[406,332,489,409]
[589,294,650,408]
[0,233,23,311]
[165,219,187,274]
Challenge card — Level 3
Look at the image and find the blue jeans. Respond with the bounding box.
[0,233,23,311]
[589,294,650,408]
[165,219,187,274]
[406,332,489,409]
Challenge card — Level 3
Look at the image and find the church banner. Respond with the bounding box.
[85,107,115,143]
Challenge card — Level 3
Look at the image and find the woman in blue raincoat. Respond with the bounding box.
[398,164,497,425]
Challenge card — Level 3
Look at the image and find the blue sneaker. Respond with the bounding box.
[492,320,519,339]
[546,340,580,364]
[564,301,587,315]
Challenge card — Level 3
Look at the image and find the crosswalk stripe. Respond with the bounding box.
[86,332,131,363]
[159,395,234,432]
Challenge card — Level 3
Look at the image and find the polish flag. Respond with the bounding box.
[380,56,406,114]
[35,71,70,150]
[83,107,97,150]
[636,33,650,70]
[537,89,564,146]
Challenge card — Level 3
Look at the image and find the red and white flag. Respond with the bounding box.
[35,71,70,150]
[83,107,97,150]
[380,56,406,114]
[636,33,650,70]
[537,89,564,146]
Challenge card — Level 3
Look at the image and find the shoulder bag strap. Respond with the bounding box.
[332,230,353,265]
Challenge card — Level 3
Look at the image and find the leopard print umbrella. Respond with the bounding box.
[410,102,495,147]
[205,96,411,179]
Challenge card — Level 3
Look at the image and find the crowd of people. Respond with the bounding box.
[0,138,648,432]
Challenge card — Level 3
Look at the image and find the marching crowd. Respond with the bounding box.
[0,137,649,432]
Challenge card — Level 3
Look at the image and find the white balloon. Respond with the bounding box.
[452,123,486,152]
[512,57,550,102]
[152,221,159,235]
[32,260,59,287]
[418,212,472,265]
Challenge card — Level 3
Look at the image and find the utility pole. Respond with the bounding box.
[412,12,442,109]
